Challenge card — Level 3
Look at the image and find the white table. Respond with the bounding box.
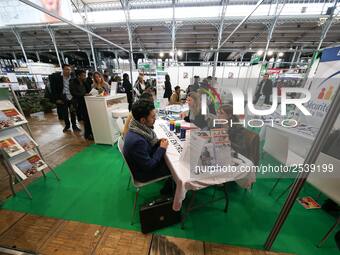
[85,94,127,145]
[154,119,256,211]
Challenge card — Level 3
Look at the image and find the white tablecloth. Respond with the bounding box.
[154,119,256,211]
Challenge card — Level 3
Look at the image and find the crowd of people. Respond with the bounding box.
[46,64,133,140]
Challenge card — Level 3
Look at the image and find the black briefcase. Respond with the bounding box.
[139,197,181,234]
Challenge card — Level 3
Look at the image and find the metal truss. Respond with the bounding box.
[212,0,228,76]
[82,0,334,11]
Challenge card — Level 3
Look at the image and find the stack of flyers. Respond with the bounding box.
[0,132,37,157]
[13,133,37,151]
[0,138,25,157]
[0,108,26,130]
[13,155,47,180]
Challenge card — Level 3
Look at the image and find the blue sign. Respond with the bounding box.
[320,46,340,62]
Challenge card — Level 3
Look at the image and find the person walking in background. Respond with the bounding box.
[169,86,181,105]
[92,71,110,95]
[122,73,133,111]
[254,73,273,105]
[51,64,81,132]
[163,74,172,101]
[133,74,146,99]
[47,73,63,120]
[70,70,93,140]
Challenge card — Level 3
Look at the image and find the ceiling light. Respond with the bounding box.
[278,52,284,57]
[177,50,183,57]
[159,52,164,57]
[49,49,52,52]
[249,47,252,50]
[267,50,273,56]
[257,50,263,56]
[170,51,174,57]
[289,46,293,50]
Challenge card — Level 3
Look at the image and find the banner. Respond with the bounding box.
[0,0,73,26]
[301,46,340,128]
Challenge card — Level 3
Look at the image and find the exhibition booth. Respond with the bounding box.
[0,46,339,255]
[0,1,339,255]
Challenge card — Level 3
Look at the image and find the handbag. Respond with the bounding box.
[139,197,181,234]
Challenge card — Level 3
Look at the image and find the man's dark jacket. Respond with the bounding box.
[49,72,65,102]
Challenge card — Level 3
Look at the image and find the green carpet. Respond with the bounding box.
[2,144,338,255]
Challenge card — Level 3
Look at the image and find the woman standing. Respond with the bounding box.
[92,71,110,95]
[163,74,172,101]
[122,73,133,111]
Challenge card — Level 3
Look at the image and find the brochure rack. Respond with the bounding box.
[0,88,59,199]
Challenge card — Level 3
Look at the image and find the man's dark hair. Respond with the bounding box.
[140,92,153,101]
[75,69,86,77]
[123,73,129,80]
[131,100,155,122]
[62,64,71,69]
[175,86,180,91]
[87,72,93,78]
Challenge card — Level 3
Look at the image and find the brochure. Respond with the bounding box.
[13,133,37,151]
[0,108,26,130]
[297,196,321,209]
[0,137,25,157]
[12,154,48,180]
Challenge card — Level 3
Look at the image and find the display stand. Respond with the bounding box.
[0,89,59,199]
[85,94,127,145]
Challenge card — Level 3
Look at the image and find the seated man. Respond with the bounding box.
[123,99,170,183]
[169,86,181,105]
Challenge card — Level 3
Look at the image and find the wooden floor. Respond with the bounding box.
[0,111,291,255]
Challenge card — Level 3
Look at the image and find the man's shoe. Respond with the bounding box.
[73,126,81,132]
[63,126,70,132]
[85,134,94,141]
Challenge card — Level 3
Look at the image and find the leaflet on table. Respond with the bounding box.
[180,129,232,178]
[159,114,181,121]
[164,104,189,113]
[0,107,27,130]
[89,88,99,96]
[12,154,47,180]
[198,129,232,167]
